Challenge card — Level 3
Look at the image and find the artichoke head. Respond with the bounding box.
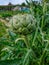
[10,14,36,35]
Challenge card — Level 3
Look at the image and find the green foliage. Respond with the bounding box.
[0,10,30,18]
[2,13,12,18]
[0,22,6,37]
[0,0,49,65]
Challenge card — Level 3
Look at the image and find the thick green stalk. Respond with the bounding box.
[39,41,49,65]
[15,35,30,48]
[32,26,38,46]
[41,0,47,30]
[23,49,32,65]
[32,15,40,46]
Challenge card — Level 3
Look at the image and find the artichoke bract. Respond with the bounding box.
[10,14,36,35]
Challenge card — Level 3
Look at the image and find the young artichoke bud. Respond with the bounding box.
[10,14,36,35]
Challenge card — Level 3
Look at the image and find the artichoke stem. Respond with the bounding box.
[15,35,30,48]
[21,35,30,49]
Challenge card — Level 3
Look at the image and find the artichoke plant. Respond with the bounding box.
[10,14,36,35]
[0,21,6,37]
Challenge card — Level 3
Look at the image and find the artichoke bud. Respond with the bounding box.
[10,14,36,35]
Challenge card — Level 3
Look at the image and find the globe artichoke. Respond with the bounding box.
[10,14,36,35]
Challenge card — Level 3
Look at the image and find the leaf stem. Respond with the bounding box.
[39,41,49,65]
